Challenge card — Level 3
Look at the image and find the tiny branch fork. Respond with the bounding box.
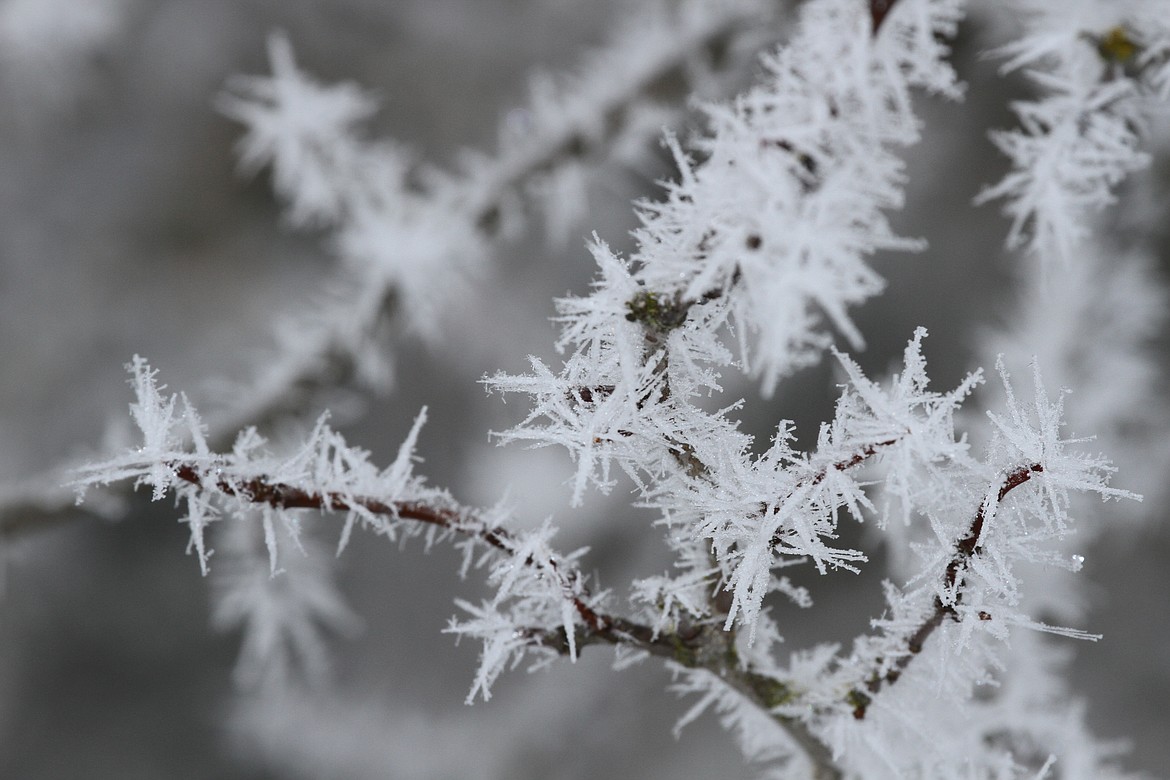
[586,319,831,761]
[848,463,1044,719]
[169,464,691,662]
[619,272,903,778]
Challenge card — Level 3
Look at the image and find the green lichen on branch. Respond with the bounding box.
[625,290,689,332]
[669,630,700,667]
[744,671,798,710]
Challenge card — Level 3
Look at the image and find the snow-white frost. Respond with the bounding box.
[61,0,1170,777]
[73,357,448,684]
[977,1,1170,263]
[206,0,780,436]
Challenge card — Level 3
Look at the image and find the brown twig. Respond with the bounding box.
[169,463,695,659]
[178,458,852,777]
[848,463,1044,718]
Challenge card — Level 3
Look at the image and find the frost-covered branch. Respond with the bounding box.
[848,461,1045,718]
[487,0,969,510]
[71,357,715,684]
[0,0,784,539]
[166,459,691,662]
[783,360,1141,776]
[977,7,1170,263]
[208,0,783,441]
[69,354,856,776]
[20,0,1170,776]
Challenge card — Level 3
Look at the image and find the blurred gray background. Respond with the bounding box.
[0,1,1167,778]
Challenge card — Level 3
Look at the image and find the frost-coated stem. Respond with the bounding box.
[977,11,1170,263]
[730,671,844,780]
[462,4,773,239]
[210,3,779,436]
[848,462,1044,718]
[167,454,846,780]
[165,460,704,658]
[43,0,1167,775]
[0,2,782,539]
[170,453,851,775]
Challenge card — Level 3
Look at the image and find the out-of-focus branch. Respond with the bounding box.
[208,1,785,439]
[0,2,793,540]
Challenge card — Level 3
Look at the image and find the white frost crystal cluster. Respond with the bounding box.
[61,0,1170,776]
